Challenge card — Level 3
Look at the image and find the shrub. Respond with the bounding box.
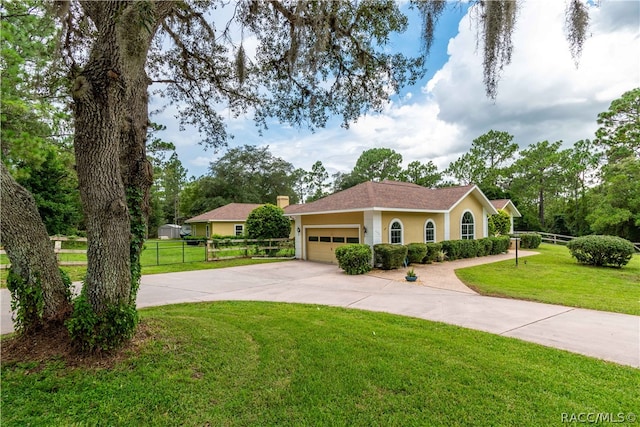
[425,243,443,263]
[67,294,138,352]
[488,209,511,236]
[459,239,480,258]
[520,233,542,249]
[406,243,428,264]
[477,238,493,257]
[374,244,407,270]
[489,236,510,254]
[566,235,635,267]
[335,244,372,275]
[183,236,206,246]
[441,240,479,260]
[245,204,291,239]
[441,240,461,260]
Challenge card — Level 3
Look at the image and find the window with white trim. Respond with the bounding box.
[425,220,435,243]
[461,212,474,240]
[234,224,244,236]
[390,220,403,244]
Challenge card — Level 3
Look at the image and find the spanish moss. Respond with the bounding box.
[473,0,518,100]
[565,0,590,67]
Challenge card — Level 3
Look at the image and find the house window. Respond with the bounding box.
[425,220,435,243]
[205,224,210,238]
[461,212,474,240]
[390,220,403,244]
[234,224,244,236]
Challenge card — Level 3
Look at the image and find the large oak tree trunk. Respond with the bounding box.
[72,2,160,317]
[0,163,72,330]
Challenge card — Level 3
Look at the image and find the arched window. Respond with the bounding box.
[390,220,403,244]
[425,220,435,243]
[461,211,474,240]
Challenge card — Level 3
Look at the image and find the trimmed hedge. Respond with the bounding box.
[440,240,461,260]
[335,244,372,275]
[519,233,542,249]
[442,237,510,259]
[374,244,408,270]
[441,240,479,260]
[489,236,510,254]
[183,236,206,246]
[406,243,428,265]
[370,236,511,269]
[566,235,635,267]
[477,238,493,257]
[425,243,443,263]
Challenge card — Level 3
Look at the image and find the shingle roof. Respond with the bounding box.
[491,199,510,210]
[185,203,263,223]
[490,199,521,217]
[284,181,495,215]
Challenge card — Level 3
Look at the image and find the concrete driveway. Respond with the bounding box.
[1,255,638,368]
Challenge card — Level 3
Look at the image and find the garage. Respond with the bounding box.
[305,227,360,264]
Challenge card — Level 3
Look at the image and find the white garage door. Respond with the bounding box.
[306,228,360,264]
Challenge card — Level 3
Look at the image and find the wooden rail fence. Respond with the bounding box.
[206,237,294,261]
[0,236,296,269]
[515,231,640,253]
[0,236,88,269]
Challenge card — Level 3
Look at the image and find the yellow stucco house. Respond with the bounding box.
[284,180,508,264]
[490,199,522,234]
[185,196,291,238]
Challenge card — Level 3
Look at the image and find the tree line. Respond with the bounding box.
[177,87,639,243]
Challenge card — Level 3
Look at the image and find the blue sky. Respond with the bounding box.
[151,0,639,180]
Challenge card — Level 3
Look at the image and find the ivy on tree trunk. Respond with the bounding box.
[0,163,72,332]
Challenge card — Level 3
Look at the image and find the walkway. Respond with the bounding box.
[1,251,638,368]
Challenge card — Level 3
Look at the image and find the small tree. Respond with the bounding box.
[245,205,291,240]
[488,209,511,236]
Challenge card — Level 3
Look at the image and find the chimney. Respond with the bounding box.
[276,195,289,209]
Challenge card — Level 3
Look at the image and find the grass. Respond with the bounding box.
[2,301,638,426]
[456,244,640,315]
[0,241,289,286]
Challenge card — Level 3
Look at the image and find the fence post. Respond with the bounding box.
[54,239,62,263]
[156,241,159,266]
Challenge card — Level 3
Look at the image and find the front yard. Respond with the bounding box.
[2,302,638,426]
[455,244,640,315]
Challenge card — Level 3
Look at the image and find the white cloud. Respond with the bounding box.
[169,0,639,178]
[427,0,640,151]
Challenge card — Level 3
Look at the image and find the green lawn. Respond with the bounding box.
[456,244,640,315]
[0,241,289,286]
[2,302,638,426]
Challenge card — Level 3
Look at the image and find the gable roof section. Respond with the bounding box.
[284,181,498,215]
[185,203,263,223]
[490,199,522,217]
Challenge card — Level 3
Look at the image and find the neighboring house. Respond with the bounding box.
[284,180,505,264]
[185,196,290,238]
[157,224,182,239]
[490,199,522,234]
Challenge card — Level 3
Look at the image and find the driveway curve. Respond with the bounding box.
[1,252,638,368]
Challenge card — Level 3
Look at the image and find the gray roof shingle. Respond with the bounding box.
[185,203,263,223]
[284,181,491,215]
